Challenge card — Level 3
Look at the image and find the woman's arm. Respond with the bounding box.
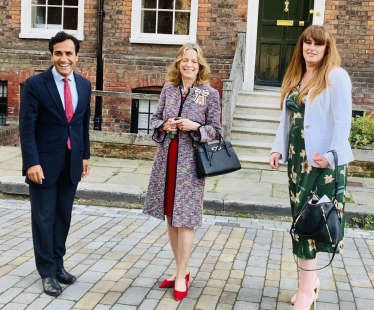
[151,85,168,143]
[189,87,221,143]
[324,67,352,169]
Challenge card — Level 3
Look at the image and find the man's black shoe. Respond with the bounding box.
[56,268,76,285]
[42,277,62,296]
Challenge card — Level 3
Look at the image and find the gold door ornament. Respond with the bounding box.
[284,1,290,12]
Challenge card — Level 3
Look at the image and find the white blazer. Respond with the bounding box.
[271,67,354,169]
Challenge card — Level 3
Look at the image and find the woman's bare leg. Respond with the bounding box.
[174,227,194,291]
[166,216,179,281]
[293,257,318,310]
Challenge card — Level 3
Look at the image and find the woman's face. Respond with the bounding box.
[179,49,199,83]
[303,38,326,67]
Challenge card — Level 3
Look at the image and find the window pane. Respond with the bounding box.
[64,8,78,30]
[159,0,174,10]
[150,101,157,114]
[49,0,62,5]
[32,6,46,27]
[32,0,46,4]
[141,10,156,33]
[65,0,78,5]
[139,100,150,113]
[142,0,156,9]
[174,12,189,35]
[175,0,190,10]
[158,11,173,34]
[47,7,62,26]
[138,114,149,129]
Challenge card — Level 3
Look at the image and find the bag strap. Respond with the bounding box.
[293,243,339,271]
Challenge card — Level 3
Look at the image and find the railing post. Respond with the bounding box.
[221,79,233,139]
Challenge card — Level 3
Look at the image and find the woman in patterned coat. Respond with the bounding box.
[143,43,221,301]
[270,26,353,310]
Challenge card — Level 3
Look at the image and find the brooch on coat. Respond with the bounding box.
[193,89,209,106]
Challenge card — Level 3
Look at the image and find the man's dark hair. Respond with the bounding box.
[49,31,80,55]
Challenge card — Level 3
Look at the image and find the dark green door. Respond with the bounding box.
[255,0,314,86]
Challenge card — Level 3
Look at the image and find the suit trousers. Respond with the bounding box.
[29,149,78,278]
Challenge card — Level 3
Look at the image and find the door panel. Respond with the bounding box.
[255,0,314,87]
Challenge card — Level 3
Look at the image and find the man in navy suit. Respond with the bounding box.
[19,31,91,296]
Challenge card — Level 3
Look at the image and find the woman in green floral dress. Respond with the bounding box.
[270,25,354,310]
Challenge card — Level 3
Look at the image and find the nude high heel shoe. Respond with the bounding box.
[291,276,320,305]
[292,291,317,310]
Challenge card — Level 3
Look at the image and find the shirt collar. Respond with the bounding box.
[52,66,74,82]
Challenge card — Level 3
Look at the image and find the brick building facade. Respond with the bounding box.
[0,0,373,135]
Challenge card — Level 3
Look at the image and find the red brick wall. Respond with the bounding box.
[324,1,374,107]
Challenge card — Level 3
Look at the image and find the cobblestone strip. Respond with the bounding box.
[0,199,373,309]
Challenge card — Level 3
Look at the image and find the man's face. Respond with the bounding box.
[51,39,78,77]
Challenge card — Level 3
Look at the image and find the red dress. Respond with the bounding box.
[164,135,178,216]
[164,94,186,216]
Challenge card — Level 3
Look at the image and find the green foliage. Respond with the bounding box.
[349,112,374,149]
[351,214,374,230]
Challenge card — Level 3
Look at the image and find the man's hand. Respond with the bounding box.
[27,165,44,184]
[82,159,90,178]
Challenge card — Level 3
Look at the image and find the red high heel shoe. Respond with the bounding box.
[159,272,190,289]
[174,279,188,301]
[159,278,174,288]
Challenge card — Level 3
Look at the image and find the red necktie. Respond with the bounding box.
[63,77,74,149]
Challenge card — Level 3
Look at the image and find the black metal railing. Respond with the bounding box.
[0,81,7,126]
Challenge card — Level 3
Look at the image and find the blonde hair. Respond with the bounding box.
[281,25,341,107]
[167,43,211,86]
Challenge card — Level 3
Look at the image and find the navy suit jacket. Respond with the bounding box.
[19,67,91,187]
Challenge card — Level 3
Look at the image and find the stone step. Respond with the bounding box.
[232,114,280,130]
[231,140,273,157]
[235,102,282,117]
[230,126,276,143]
[238,155,287,171]
[237,91,281,105]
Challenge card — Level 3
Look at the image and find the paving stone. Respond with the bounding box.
[0,276,21,294]
[61,282,94,301]
[44,299,75,310]
[0,288,23,303]
[117,287,149,306]
[1,303,27,310]
[237,288,262,303]
[12,292,38,304]
[24,297,52,310]
[73,292,104,309]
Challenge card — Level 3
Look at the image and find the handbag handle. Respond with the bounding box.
[293,244,339,271]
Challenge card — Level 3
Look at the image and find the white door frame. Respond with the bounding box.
[242,0,326,92]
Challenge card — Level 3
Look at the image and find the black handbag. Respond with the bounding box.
[290,150,343,270]
[195,128,241,178]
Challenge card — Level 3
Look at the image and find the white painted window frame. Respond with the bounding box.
[19,0,85,40]
[130,0,198,45]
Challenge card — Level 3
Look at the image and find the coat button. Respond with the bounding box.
[305,125,310,129]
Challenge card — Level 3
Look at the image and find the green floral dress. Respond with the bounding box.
[287,88,346,259]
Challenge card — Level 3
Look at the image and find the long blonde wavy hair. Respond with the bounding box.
[280,25,341,107]
[167,43,211,86]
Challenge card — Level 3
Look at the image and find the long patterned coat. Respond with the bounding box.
[143,82,221,228]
